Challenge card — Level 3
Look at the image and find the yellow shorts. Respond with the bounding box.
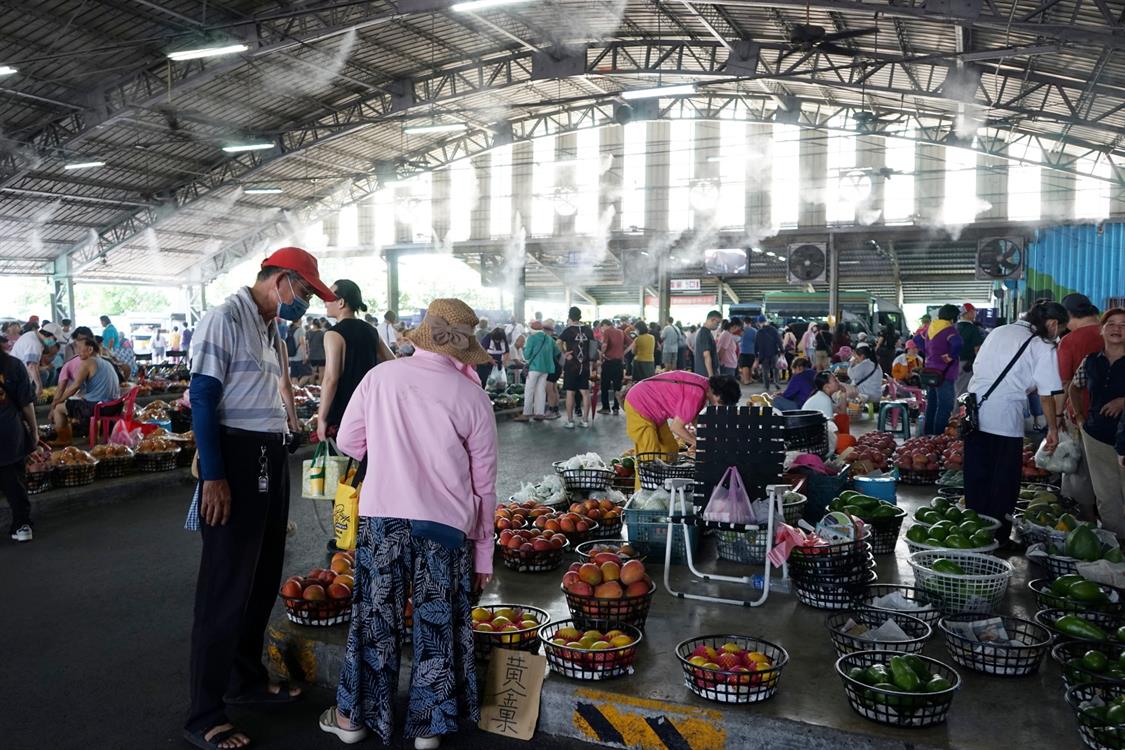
[624,401,680,491]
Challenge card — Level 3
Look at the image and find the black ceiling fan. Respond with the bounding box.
[782,23,879,60]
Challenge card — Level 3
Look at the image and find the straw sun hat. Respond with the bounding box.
[405,298,493,366]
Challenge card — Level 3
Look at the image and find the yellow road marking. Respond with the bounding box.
[572,688,726,750]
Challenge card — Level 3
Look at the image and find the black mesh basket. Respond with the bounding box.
[790,553,877,586]
[779,410,830,456]
[787,532,874,578]
[867,509,908,556]
[675,635,789,704]
[563,581,655,631]
[595,514,623,538]
[794,569,879,610]
[499,538,569,573]
[540,619,642,681]
[635,452,695,491]
[135,449,180,472]
[563,520,602,547]
[1052,641,1125,690]
[898,467,941,486]
[715,526,773,565]
[825,608,932,657]
[49,461,97,488]
[1035,608,1123,644]
[554,463,614,492]
[25,469,51,495]
[858,584,941,627]
[1067,682,1125,750]
[471,605,550,661]
[836,651,961,728]
[1029,578,1125,616]
[279,591,351,627]
[94,454,134,479]
[938,614,1052,677]
[574,539,649,563]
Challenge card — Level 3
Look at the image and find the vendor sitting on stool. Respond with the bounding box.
[771,356,815,412]
[622,372,741,489]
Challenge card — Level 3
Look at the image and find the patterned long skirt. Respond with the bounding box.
[337,517,479,743]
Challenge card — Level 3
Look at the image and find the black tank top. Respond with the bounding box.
[326,318,381,427]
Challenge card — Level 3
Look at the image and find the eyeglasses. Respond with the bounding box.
[1104,322,1125,329]
[288,274,313,302]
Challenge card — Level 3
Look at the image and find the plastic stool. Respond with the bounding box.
[878,401,911,440]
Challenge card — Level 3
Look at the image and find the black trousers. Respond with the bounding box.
[963,430,1023,540]
[186,432,290,733]
[601,359,624,409]
[0,460,31,534]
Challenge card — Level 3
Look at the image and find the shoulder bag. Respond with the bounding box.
[957,334,1035,439]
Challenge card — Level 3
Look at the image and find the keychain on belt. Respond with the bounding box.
[258,445,269,493]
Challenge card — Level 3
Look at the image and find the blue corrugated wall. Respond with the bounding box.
[1025,223,1125,308]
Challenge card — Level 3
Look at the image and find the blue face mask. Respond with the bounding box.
[42,337,56,347]
[278,275,309,322]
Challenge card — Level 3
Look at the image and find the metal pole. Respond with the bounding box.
[717,277,724,314]
[658,254,671,326]
[387,250,400,314]
[639,285,646,319]
[828,232,839,327]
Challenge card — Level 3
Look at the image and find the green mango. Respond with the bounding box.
[848,666,869,684]
[889,655,920,692]
[1055,614,1108,641]
[944,535,970,549]
[961,509,980,522]
[869,504,899,518]
[932,497,951,511]
[1069,580,1110,603]
[925,675,952,693]
[958,520,982,536]
[1106,547,1124,564]
[1066,526,1102,562]
[1052,574,1086,596]
[927,526,950,542]
[902,655,931,682]
[1107,704,1125,725]
[970,529,994,548]
[906,525,929,544]
[932,558,966,575]
[944,507,964,522]
[1083,650,1109,672]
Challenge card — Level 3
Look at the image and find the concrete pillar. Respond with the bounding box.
[976,137,1007,221]
[386,250,400,315]
[600,124,624,233]
[915,143,945,224]
[694,120,721,228]
[1042,163,1076,221]
[469,153,491,240]
[746,123,772,231]
[856,134,885,223]
[512,262,526,324]
[1111,165,1125,218]
[645,121,671,233]
[394,190,412,244]
[828,232,839,325]
[657,255,671,326]
[357,198,377,250]
[512,141,534,237]
[322,211,340,247]
[555,132,578,236]
[799,126,827,227]
[431,167,451,242]
[50,255,74,323]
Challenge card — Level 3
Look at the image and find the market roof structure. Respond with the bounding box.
[0,0,1123,301]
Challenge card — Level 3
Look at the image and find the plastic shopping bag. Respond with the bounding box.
[702,466,755,525]
[109,419,142,449]
[1035,430,1080,474]
[487,365,508,390]
[302,441,328,497]
[333,461,361,550]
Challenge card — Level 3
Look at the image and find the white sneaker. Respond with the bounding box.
[11,525,32,542]
[563,421,575,429]
[319,707,368,745]
[415,737,441,750]
[578,420,589,428]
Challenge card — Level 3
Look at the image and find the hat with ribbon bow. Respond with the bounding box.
[405,298,493,366]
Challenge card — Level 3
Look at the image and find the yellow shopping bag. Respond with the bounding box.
[333,460,361,550]
[304,441,328,497]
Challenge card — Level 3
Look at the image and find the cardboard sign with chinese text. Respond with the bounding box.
[478,648,546,741]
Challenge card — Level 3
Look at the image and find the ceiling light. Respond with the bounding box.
[750,247,764,253]
[244,187,283,194]
[764,251,777,257]
[452,0,533,11]
[168,44,249,62]
[222,142,274,153]
[0,65,16,76]
[403,123,468,135]
[63,160,106,171]
[622,84,696,101]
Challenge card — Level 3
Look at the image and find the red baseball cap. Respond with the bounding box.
[962,303,975,312]
[261,247,336,301]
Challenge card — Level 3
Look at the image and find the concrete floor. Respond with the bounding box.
[1,395,1086,750]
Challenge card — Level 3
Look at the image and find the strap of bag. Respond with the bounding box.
[977,334,1035,408]
[853,362,878,388]
[659,377,709,392]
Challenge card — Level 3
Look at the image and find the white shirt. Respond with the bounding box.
[378,322,397,347]
[803,390,835,420]
[848,359,884,402]
[11,331,44,365]
[968,321,1063,438]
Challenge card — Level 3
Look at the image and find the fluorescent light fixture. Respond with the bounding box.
[621,83,695,101]
[0,65,16,76]
[168,44,249,62]
[764,251,777,257]
[244,187,283,194]
[403,123,468,135]
[63,160,106,171]
[222,142,274,153]
[750,247,764,253]
[452,0,532,12]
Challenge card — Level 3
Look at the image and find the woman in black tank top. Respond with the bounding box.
[317,280,395,441]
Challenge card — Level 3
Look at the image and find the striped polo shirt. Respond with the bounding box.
[190,287,287,433]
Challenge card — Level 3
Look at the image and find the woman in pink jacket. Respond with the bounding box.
[319,299,498,750]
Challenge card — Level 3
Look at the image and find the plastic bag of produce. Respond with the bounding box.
[703,467,756,525]
[1034,430,1080,474]
[109,419,142,449]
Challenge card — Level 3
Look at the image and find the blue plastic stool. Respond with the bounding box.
[877,400,911,440]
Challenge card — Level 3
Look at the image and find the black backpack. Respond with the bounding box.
[285,326,298,357]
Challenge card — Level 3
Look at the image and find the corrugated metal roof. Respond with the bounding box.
[1027,222,1125,310]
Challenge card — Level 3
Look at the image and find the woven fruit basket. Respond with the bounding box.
[825,608,932,657]
[135,447,181,472]
[782,493,807,525]
[553,462,614,492]
[715,526,774,565]
[836,651,961,728]
[471,604,550,660]
[675,635,789,704]
[575,539,648,563]
[907,550,1013,615]
[50,461,98,488]
[499,537,569,573]
[25,468,51,495]
[866,507,908,556]
[1035,608,1123,645]
[897,467,940,486]
[857,584,941,627]
[279,591,351,627]
[1029,578,1125,616]
[563,580,656,631]
[793,569,879,610]
[1052,641,1125,690]
[635,452,695,491]
[93,449,135,479]
[937,614,1052,677]
[904,537,999,555]
[1066,682,1125,750]
[541,619,642,681]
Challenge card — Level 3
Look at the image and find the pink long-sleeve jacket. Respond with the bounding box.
[335,349,498,574]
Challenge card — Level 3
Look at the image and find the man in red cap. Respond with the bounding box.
[183,247,335,750]
[955,303,984,397]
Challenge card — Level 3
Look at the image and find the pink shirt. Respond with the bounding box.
[717,331,739,369]
[336,349,499,574]
[58,356,83,390]
[624,371,709,425]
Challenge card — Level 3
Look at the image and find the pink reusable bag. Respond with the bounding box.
[703,466,755,525]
